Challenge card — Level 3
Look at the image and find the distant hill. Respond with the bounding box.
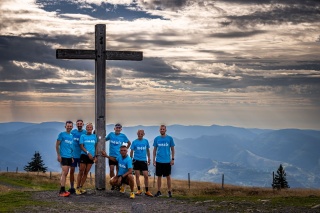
[0,122,319,188]
[0,122,36,134]
[250,129,320,171]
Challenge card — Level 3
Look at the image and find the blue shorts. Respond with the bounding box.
[71,158,80,167]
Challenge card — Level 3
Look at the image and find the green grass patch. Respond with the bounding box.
[0,173,58,212]
[0,191,52,212]
[1,172,320,212]
[270,196,320,208]
[0,172,57,190]
[174,194,320,209]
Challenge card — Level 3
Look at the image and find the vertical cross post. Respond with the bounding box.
[95,25,106,190]
[56,24,143,190]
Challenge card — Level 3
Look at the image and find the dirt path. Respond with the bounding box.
[26,189,213,213]
[19,189,320,213]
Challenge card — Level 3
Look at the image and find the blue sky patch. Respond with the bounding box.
[36,0,165,21]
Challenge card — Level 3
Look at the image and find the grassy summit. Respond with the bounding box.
[1,172,320,212]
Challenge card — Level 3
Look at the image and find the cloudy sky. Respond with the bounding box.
[0,0,319,130]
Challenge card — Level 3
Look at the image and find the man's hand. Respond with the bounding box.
[101,150,108,158]
[170,159,174,166]
[88,153,94,160]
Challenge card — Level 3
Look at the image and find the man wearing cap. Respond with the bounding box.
[105,123,131,190]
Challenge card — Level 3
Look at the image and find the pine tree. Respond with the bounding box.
[24,151,47,173]
[272,164,290,189]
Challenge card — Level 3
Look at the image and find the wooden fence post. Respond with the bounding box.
[222,174,224,189]
[188,173,190,190]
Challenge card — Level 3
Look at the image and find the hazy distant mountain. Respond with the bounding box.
[0,122,63,172]
[250,129,320,171]
[0,122,35,134]
[0,122,319,188]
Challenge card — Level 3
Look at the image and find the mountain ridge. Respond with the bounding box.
[0,121,319,188]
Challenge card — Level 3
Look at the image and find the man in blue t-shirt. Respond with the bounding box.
[55,120,74,197]
[105,123,131,190]
[130,129,153,197]
[69,119,86,194]
[102,145,135,199]
[153,125,175,198]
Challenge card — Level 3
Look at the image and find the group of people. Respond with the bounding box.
[56,120,175,199]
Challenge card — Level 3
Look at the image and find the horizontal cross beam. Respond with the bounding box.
[56,49,143,61]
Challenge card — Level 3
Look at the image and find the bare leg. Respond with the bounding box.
[166,175,171,191]
[110,176,121,186]
[60,165,70,187]
[135,170,140,190]
[77,163,86,187]
[142,170,149,188]
[69,166,75,187]
[128,174,135,192]
[109,165,115,178]
[157,176,162,191]
[80,164,93,187]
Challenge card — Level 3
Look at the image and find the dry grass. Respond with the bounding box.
[172,178,320,198]
[0,184,11,192]
[2,172,320,199]
[1,172,320,212]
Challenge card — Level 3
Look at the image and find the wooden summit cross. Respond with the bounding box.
[56,24,143,190]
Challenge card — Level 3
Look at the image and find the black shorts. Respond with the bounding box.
[61,157,72,166]
[71,158,80,167]
[133,160,148,171]
[80,154,94,164]
[156,162,171,177]
[108,157,117,166]
[120,175,130,185]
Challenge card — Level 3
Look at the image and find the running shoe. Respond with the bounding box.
[130,192,135,199]
[68,188,76,194]
[120,185,126,193]
[80,188,86,194]
[168,191,172,198]
[135,190,142,195]
[59,191,70,197]
[145,191,153,197]
[154,191,162,197]
[75,188,82,195]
